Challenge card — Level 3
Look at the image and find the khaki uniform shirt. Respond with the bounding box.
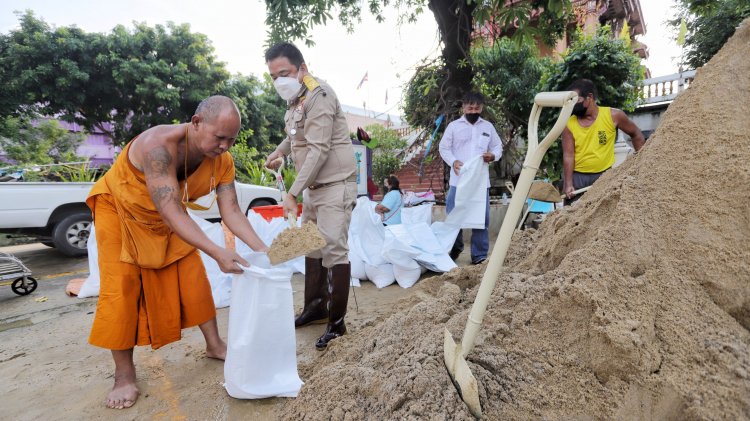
[274,75,356,197]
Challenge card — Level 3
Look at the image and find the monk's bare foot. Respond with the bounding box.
[206,338,226,360]
[105,374,139,409]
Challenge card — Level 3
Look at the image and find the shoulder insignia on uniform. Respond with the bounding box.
[302,74,321,92]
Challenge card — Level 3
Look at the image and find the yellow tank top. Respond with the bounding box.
[566,107,616,173]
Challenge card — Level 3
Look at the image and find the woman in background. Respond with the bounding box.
[375,175,403,225]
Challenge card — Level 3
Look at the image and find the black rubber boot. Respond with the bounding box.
[315,263,350,350]
[294,257,329,328]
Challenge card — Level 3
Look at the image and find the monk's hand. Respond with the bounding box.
[215,249,248,274]
[482,152,495,163]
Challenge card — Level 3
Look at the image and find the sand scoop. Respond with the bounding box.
[443,91,578,418]
[264,157,327,265]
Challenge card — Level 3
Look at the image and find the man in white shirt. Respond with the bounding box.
[439,92,502,265]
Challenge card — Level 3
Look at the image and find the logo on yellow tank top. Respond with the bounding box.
[598,130,607,145]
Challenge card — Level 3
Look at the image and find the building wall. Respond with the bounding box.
[57,121,120,166]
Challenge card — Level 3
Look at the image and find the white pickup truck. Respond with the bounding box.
[0,182,281,256]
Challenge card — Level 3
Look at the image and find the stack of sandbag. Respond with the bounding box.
[347,197,457,289]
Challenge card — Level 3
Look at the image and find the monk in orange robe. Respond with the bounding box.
[86,96,268,409]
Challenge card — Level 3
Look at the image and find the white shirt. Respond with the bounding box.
[439,116,502,187]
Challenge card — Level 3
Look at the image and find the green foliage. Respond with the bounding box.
[54,162,101,182]
[0,117,85,165]
[671,0,750,68]
[0,11,289,154]
[281,165,298,193]
[264,0,424,47]
[541,27,644,112]
[402,63,448,129]
[367,124,407,184]
[265,1,569,115]
[472,38,551,139]
[472,38,552,181]
[254,75,288,154]
[231,141,265,185]
[538,26,645,180]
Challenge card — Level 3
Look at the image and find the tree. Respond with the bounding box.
[264,1,569,121]
[1,11,229,145]
[254,75,288,154]
[671,0,750,69]
[1,11,290,149]
[472,38,550,141]
[538,26,645,180]
[367,124,408,184]
[0,117,85,165]
[472,37,551,181]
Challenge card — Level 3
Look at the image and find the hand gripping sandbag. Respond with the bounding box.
[224,253,303,399]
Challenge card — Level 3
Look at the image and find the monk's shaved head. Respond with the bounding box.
[195,95,240,123]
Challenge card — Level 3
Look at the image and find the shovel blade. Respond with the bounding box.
[444,328,482,418]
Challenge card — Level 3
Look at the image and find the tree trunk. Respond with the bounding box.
[428,0,476,114]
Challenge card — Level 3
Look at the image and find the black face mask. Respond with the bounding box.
[572,103,587,118]
[465,113,480,124]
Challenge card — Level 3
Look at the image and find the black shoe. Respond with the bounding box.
[294,307,328,328]
[471,258,487,265]
[449,249,462,260]
[315,323,346,350]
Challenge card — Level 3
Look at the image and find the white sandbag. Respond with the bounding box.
[348,197,386,266]
[189,214,232,308]
[429,221,462,254]
[415,253,457,273]
[224,252,302,399]
[350,252,368,281]
[385,222,456,273]
[393,264,422,288]
[401,203,433,225]
[445,155,488,229]
[381,227,422,268]
[364,263,395,288]
[77,223,100,298]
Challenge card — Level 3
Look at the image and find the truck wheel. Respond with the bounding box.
[52,212,92,257]
[246,199,275,216]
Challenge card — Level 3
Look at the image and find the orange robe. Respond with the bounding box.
[86,141,235,350]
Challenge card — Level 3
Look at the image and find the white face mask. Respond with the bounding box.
[273,75,302,101]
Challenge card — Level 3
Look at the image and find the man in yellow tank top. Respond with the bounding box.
[562,79,645,202]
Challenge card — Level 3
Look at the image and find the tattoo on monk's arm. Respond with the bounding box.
[216,183,235,194]
[150,185,178,211]
[216,183,239,207]
[144,146,173,177]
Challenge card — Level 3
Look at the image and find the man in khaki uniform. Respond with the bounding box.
[264,42,357,350]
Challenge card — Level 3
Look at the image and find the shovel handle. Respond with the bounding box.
[560,186,592,200]
[287,211,297,227]
[266,156,285,171]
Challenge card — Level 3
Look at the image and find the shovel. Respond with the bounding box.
[443,91,578,418]
[265,156,287,196]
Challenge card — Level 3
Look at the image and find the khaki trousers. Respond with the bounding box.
[302,181,357,267]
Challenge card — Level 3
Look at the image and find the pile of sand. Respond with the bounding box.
[280,19,750,420]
